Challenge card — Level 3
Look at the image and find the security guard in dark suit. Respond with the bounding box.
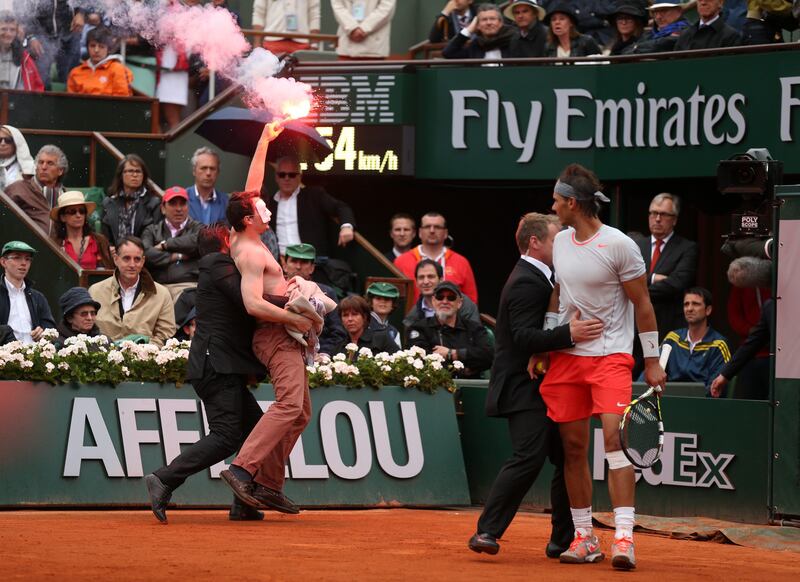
[468,213,603,557]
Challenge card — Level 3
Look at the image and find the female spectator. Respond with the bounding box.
[102,154,162,250]
[0,125,34,190]
[442,3,515,59]
[56,286,103,344]
[366,282,401,348]
[0,11,44,92]
[51,191,113,270]
[607,3,647,55]
[543,2,602,57]
[155,0,191,129]
[335,295,398,356]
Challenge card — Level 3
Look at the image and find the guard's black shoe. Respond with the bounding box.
[144,474,172,524]
[229,501,265,521]
[546,541,570,559]
[468,532,500,555]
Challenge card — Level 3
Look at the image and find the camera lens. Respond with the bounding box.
[734,166,756,185]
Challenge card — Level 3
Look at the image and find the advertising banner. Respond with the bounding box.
[0,383,470,507]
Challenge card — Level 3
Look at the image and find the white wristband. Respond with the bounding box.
[543,312,558,331]
[639,331,659,359]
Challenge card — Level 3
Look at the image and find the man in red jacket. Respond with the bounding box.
[395,211,479,305]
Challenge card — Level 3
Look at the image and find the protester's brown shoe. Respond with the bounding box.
[220,470,261,508]
[252,484,300,514]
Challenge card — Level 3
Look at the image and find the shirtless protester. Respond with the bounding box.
[219,189,316,514]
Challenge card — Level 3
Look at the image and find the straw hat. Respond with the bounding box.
[50,190,96,222]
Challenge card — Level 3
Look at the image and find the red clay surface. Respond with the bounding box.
[0,508,795,581]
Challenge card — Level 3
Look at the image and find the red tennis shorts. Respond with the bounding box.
[540,352,634,423]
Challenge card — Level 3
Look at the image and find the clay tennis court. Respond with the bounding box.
[0,508,796,581]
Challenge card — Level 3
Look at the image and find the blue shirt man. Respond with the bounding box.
[186,147,229,225]
[641,286,730,395]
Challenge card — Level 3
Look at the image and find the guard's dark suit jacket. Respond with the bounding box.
[486,259,573,417]
[186,252,266,381]
[477,258,573,544]
[266,186,356,258]
[637,234,698,340]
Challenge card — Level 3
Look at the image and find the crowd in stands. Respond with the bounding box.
[0,2,781,395]
[435,0,795,59]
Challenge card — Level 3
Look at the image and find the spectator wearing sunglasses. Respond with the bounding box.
[406,280,493,378]
[50,190,113,270]
[56,286,102,345]
[266,156,356,258]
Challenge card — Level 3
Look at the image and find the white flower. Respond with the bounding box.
[122,366,130,376]
[406,357,415,365]
[21,360,33,368]
[108,351,124,364]
[41,328,59,341]
[345,343,358,352]
[58,362,69,371]
[412,359,424,370]
[165,338,181,349]
[408,346,427,357]
[452,360,465,370]
[45,362,55,373]
[380,365,391,372]
[332,353,346,362]
[430,360,443,371]
[403,375,419,387]
[358,347,373,358]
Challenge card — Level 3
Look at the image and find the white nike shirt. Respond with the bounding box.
[553,225,646,357]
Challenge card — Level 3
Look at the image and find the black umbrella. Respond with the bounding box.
[194,107,332,163]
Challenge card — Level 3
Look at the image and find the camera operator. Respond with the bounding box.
[711,256,773,399]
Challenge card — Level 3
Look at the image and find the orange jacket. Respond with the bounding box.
[67,56,133,97]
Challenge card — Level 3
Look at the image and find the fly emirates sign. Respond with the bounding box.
[449,77,800,163]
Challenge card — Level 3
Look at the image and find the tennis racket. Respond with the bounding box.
[619,344,671,469]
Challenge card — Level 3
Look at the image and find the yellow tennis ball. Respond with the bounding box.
[535,362,546,374]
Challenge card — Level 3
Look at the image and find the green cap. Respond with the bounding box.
[367,282,400,299]
[1,241,37,257]
[285,243,316,260]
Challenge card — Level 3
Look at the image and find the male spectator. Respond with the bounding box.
[627,1,691,54]
[506,0,548,57]
[89,235,176,346]
[186,147,229,225]
[266,156,356,258]
[0,241,56,344]
[403,258,480,330]
[331,0,397,60]
[407,281,492,379]
[66,26,132,96]
[383,213,416,262]
[674,0,743,50]
[0,12,43,91]
[636,193,698,341]
[654,287,730,395]
[429,0,477,43]
[251,0,320,54]
[23,0,82,90]
[442,3,516,59]
[281,243,347,356]
[6,145,68,235]
[395,212,479,304]
[142,186,203,302]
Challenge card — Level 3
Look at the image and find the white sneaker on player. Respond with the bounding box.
[611,536,636,570]
[559,532,605,564]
